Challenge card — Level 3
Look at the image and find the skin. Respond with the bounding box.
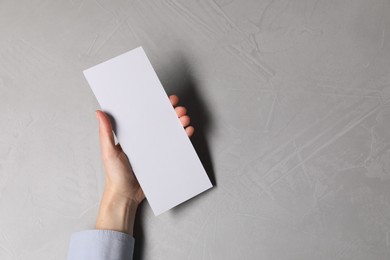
[95,95,194,235]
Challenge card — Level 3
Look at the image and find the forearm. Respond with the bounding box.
[95,190,139,235]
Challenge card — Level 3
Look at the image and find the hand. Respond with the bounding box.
[95,95,194,234]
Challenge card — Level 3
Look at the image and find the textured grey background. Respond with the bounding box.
[1,0,390,259]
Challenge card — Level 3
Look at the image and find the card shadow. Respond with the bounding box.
[132,54,216,260]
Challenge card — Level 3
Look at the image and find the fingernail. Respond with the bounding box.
[95,110,99,119]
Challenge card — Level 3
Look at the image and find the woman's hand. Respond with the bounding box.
[95,95,193,235]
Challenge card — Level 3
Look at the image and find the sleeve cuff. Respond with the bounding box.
[67,230,135,260]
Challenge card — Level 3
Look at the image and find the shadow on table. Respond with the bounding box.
[133,54,216,260]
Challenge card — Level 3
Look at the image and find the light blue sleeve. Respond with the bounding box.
[67,230,134,260]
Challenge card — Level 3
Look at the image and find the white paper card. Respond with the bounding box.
[83,47,213,215]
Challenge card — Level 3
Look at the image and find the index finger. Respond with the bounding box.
[169,95,179,107]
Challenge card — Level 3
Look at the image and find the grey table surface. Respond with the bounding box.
[1,0,390,259]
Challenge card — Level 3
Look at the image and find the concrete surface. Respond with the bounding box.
[1,0,390,259]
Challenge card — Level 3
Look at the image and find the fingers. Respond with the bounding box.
[169,95,179,107]
[96,110,117,159]
[179,115,190,127]
[169,94,195,137]
[185,126,194,137]
[174,106,187,117]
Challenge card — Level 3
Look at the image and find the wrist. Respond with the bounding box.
[96,190,139,235]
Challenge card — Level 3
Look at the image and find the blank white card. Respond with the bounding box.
[84,47,212,215]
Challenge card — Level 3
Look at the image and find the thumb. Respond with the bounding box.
[96,110,117,159]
